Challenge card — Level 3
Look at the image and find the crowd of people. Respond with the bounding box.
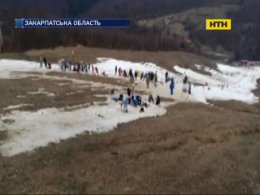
[58,58,101,75]
[114,65,159,88]
[40,57,102,75]
[39,56,194,113]
[111,87,161,113]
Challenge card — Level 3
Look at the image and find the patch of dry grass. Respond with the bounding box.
[1,103,260,194]
[208,100,259,114]
[0,76,109,114]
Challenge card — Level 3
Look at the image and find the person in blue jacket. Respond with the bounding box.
[123,97,129,113]
[170,77,175,95]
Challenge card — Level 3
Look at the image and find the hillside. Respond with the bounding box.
[139,0,260,61]
[138,4,240,60]
[1,49,260,193]
[0,0,260,61]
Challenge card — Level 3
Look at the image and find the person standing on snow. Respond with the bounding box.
[39,56,43,68]
[156,95,161,106]
[170,77,175,95]
[127,87,132,97]
[146,76,150,89]
[95,67,99,74]
[154,72,158,87]
[129,69,133,78]
[183,75,188,84]
[91,65,95,74]
[188,82,192,95]
[115,66,118,75]
[165,71,169,83]
[43,57,48,68]
[140,72,144,81]
[134,70,138,80]
[148,94,154,104]
[123,97,129,113]
[130,73,135,84]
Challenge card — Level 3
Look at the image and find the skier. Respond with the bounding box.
[170,77,175,95]
[115,66,118,75]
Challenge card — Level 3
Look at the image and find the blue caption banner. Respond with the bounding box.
[15,18,130,28]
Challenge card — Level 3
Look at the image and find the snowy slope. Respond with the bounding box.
[95,58,177,83]
[1,101,166,156]
[0,59,60,79]
[1,58,260,104]
[1,58,260,156]
[94,58,260,104]
[174,64,260,104]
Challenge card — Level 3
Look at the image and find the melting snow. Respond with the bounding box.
[3,104,34,111]
[0,58,260,156]
[0,102,166,156]
[27,88,55,97]
[95,58,176,82]
[0,59,60,79]
[174,64,260,104]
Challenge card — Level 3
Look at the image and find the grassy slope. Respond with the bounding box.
[1,102,260,194]
[20,46,216,72]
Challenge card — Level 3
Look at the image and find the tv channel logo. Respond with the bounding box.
[206,19,232,31]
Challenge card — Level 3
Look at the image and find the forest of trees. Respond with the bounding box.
[0,0,260,60]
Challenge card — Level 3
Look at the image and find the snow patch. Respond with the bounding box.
[3,104,34,111]
[27,88,55,97]
[95,58,176,82]
[0,59,60,79]
[174,63,260,104]
[0,102,166,156]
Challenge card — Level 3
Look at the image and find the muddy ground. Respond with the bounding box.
[0,72,260,194]
[0,77,107,115]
